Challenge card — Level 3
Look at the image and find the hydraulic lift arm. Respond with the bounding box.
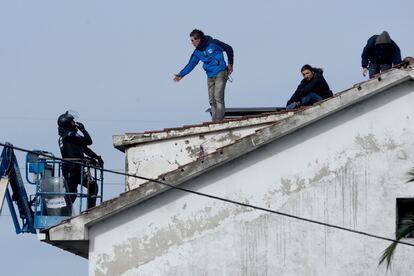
[0,143,35,233]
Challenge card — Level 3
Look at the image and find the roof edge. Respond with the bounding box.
[112,111,295,151]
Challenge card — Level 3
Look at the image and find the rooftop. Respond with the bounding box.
[113,108,296,152]
[44,61,414,258]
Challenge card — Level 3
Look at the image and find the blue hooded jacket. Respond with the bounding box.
[179,35,234,78]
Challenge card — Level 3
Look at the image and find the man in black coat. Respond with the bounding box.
[361,31,401,79]
[57,111,103,208]
[286,64,333,110]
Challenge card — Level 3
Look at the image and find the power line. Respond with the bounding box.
[1,142,414,247]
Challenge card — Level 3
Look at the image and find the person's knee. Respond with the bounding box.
[309,93,322,102]
[381,64,392,71]
[215,97,224,105]
[214,88,225,103]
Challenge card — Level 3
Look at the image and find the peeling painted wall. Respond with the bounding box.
[124,118,292,190]
[90,82,414,275]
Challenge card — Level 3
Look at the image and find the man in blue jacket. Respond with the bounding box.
[174,29,234,121]
[361,31,401,78]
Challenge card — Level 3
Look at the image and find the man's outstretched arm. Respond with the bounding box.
[174,53,200,81]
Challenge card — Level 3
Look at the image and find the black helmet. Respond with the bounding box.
[57,111,75,129]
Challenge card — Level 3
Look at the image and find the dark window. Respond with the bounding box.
[396,198,414,238]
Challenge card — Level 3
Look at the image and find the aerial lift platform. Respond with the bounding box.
[0,143,103,234]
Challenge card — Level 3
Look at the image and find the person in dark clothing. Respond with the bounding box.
[361,31,402,79]
[174,29,234,121]
[286,64,333,110]
[57,111,103,208]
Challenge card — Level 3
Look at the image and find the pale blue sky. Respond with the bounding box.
[0,1,413,275]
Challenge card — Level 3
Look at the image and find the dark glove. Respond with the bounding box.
[76,122,85,130]
[97,156,104,167]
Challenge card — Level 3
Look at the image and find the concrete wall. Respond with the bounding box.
[124,113,292,190]
[89,82,414,276]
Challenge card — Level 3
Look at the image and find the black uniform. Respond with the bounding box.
[58,126,101,208]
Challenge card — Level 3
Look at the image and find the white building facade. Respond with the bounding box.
[46,66,414,276]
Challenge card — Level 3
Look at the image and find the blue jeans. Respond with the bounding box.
[286,92,323,110]
[368,63,392,79]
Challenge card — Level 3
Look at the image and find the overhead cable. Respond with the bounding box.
[1,142,413,247]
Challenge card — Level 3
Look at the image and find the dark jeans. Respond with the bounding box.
[286,92,323,110]
[368,63,392,79]
[62,166,98,208]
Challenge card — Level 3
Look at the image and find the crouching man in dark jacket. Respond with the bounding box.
[286,64,333,110]
[57,111,103,208]
[361,31,401,79]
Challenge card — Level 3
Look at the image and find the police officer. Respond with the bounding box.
[57,111,103,208]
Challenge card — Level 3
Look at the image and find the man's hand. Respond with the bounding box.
[227,64,233,75]
[76,122,85,130]
[97,156,104,168]
[362,67,368,77]
[173,74,182,82]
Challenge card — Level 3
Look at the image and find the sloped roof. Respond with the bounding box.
[44,63,414,258]
[113,109,298,151]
